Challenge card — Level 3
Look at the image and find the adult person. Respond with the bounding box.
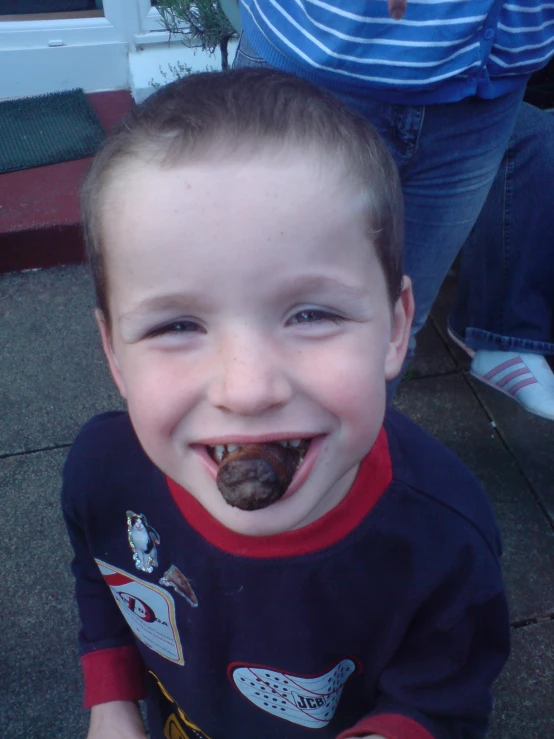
[449,104,554,421]
[231,0,554,388]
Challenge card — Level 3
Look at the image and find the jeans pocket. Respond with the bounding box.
[233,32,269,69]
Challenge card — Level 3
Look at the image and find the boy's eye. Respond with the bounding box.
[146,320,205,338]
[287,309,343,325]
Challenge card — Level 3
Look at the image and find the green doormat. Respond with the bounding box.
[0,88,106,174]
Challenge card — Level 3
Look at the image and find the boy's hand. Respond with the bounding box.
[87,701,148,739]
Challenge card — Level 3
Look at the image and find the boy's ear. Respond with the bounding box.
[95,309,128,399]
[385,276,414,381]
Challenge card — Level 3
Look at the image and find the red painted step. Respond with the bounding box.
[0,90,133,274]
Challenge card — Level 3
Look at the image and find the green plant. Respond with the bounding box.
[156,0,238,70]
[149,60,216,90]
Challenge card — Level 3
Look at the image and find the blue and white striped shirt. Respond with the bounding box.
[240,0,554,103]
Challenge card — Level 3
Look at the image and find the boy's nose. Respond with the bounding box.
[208,333,292,416]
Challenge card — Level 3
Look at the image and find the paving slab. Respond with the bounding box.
[407,318,457,379]
[0,264,122,456]
[467,376,554,524]
[0,448,88,739]
[430,273,474,369]
[394,374,554,622]
[489,620,554,738]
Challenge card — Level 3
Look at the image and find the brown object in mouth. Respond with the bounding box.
[216,443,301,510]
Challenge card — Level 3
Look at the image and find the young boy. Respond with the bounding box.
[62,68,509,739]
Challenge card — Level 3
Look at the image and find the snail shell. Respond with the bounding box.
[216,443,298,510]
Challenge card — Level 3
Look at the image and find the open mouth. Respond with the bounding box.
[206,439,311,511]
[208,439,310,466]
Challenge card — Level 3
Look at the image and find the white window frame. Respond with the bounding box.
[0,0,177,99]
[0,1,234,102]
[139,0,167,34]
[133,0,198,47]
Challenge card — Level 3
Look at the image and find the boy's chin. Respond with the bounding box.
[203,470,352,537]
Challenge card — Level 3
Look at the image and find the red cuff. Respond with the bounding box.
[81,645,148,708]
[337,712,434,739]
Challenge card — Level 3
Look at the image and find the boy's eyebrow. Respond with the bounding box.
[119,278,372,325]
[287,276,372,300]
[119,293,210,324]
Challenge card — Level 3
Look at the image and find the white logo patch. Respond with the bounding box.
[232,659,356,728]
[96,559,184,665]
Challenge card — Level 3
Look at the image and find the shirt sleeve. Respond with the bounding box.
[338,539,510,739]
[61,427,148,707]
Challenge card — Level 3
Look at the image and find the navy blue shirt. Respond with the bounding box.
[62,409,509,739]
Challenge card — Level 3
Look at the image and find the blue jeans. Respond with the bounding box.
[233,34,525,367]
[449,103,554,356]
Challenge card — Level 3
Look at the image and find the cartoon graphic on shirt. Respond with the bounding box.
[159,564,199,607]
[96,559,184,665]
[148,670,213,739]
[230,658,357,728]
[126,510,160,572]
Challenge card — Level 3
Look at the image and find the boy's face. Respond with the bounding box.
[99,147,413,536]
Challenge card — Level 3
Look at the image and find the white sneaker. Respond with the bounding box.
[470,350,554,421]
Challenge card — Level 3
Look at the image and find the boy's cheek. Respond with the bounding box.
[122,364,200,442]
[317,356,387,409]
[96,310,129,399]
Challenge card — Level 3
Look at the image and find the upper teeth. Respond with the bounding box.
[214,445,226,462]
[211,440,303,463]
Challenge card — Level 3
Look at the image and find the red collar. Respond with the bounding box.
[166,427,392,558]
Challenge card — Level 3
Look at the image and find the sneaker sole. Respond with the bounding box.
[469,369,554,421]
